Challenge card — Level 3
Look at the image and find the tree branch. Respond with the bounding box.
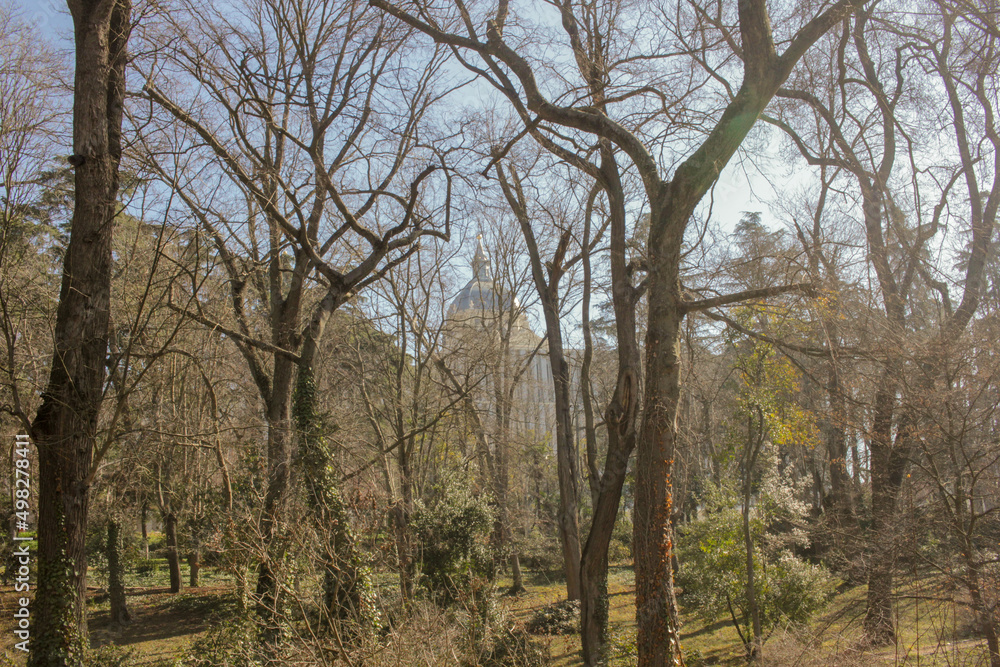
[166,303,302,363]
[682,282,815,313]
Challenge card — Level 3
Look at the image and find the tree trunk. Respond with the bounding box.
[742,414,764,659]
[580,398,634,665]
[487,371,513,583]
[499,170,582,601]
[580,146,640,665]
[391,503,414,601]
[742,499,761,659]
[140,501,149,559]
[800,173,854,525]
[551,349,582,600]
[966,559,1000,667]
[863,370,906,645]
[580,228,601,511]
[106,518,131,626]
[188,550,200,588]
[634,289,685,667]
[28,1,130,663]
[863,556,895,644]
[631,41,836,665]
[824,355,853,521]
[214,440,234,512]
[295,367,376,630]
[393,436,415,601]
[255,356,294,638]
[580,541,609,665]
[635,189,690,665]
[533,287,582,601]
[5,445,18,583]
[320,488,374,627]
[164,512,181,594]
[4,513,13,584]
[809,231,850,520]
[491,448,511,578]
[509,551,524,594]
[633,60,839,663]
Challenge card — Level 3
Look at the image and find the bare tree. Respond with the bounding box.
[348,239,474,600]
[769,0,1000,643]
[495,156,610,602]
[436,224,549,592]
[371,0,856,662]
[0,4,66,432]
[135,0,453,638]
[0,7,65,599]
[909,324,1000,667]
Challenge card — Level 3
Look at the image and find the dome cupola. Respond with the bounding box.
[449,235,516,315]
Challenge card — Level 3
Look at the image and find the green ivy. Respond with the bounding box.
[293,367,379,633]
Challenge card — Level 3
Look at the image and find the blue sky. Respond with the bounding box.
[12,0,775,226]
[13,0,72,45]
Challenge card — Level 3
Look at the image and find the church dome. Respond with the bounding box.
[448,236,519,317]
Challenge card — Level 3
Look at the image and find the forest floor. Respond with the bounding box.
[0,561,993,665]
[515,566,992,666]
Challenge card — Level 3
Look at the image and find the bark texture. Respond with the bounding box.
[165,512,182,594]
[28,1,130,664]
[106,519,131,627]
[188,551,200,588]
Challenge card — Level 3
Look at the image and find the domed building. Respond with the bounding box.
[448,236,539,346]
[445,236,573,440]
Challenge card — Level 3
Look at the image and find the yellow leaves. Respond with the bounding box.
[809,287,843,321]
[729,329,820,451]
[769,404,820,449]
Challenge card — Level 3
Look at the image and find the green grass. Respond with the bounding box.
[1,562,994,666]
[504,566,992,666]
[121,558,233,590]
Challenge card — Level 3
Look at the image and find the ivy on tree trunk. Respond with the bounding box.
[28,1,131,664]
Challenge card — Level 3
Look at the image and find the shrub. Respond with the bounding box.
[134,559,160,577]
[677,478,837,652]
[461,580,545,667]
[351,600,464,666]
[147,531,168,553]
[516,530,561,571]
[525,599,580,635]
[411,484,495,604]
[188,617,262,667]
[470,622,544,667]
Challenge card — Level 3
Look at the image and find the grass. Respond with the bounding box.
[0,558,240,667]
[89,587,238,664]
[501,566,992,666]
[502,565,753,666]
[0,561,994,665]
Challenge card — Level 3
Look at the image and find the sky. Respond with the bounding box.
[14,0,72,45]
[15,0,778,227]
[15,0,786,340]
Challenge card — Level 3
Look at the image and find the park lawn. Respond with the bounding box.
[503,566,991,666]
[0,564,994,665]
[89,587,237,664]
